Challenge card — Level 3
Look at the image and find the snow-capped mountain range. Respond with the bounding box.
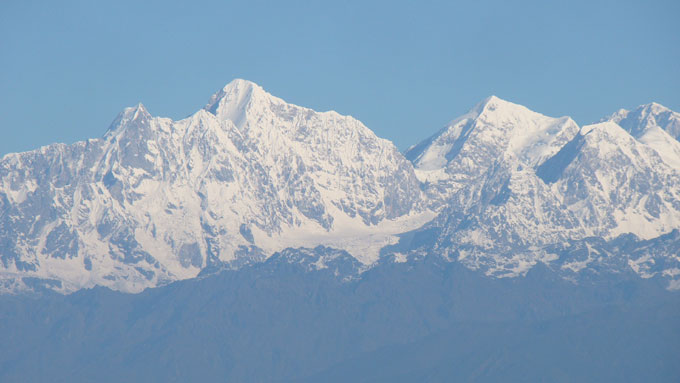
[405,96,680,282]
[1,80,679,293]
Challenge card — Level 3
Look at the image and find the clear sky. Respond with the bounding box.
[1,0,678,155]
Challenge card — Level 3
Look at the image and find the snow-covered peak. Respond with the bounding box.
[643,102,672,116]
[121,102,150,121]
[459,94,502,118]
[606,108,630,122]
[576,121,665,163]
[200,80,404,177]
[600,103,680,167]
[417,102,680,284]
[204,79,289,128]
[439,95,535,131]
[118,102,151,121]
[407,96,578,176]
[0,79,428,293]
[604,102,680,142]
[475,94,530,117]
[580,120,623,136]
[106,102,152,134]
[538,120,678,187]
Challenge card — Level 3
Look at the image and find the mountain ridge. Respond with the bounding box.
[404,96,680,284]
[1,80,679,294]
[0,79,427,293]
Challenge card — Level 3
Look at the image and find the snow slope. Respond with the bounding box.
[405,96,579,207]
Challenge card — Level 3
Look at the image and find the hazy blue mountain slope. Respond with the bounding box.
[299,301,680,383]
[0,251,676,382]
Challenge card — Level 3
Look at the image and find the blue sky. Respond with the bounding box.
[1,0,678,154]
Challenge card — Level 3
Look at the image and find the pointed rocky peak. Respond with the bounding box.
[203,79,288,128]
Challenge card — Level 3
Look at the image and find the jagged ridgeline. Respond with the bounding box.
[1,80,679,293]
[0,80,427,293]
